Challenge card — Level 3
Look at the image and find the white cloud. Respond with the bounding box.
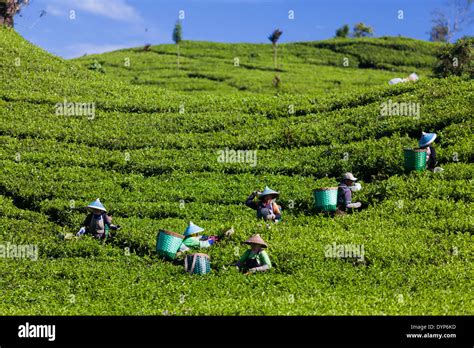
[45,0,142,22]
[45,5,65,17]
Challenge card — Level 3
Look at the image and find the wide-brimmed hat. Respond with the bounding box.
[419,132,437,148]
[342,172,357,182]
[86,198,106,212]
[258,186,279,200]
[184,221,205,237]
[244,234,268,248]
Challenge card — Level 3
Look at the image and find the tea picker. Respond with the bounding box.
[245,186,282,222]
[76,198,120,240]
[419,132,440,171]
[178,221,228,252]
[336,173,362,213]
[236,234,272,274]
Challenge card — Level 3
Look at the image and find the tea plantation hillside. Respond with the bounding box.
[74,37,441,95]
[0,27,472,315]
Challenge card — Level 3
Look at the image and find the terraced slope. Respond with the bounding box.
[74,37,441,95]
[0,27,472,315]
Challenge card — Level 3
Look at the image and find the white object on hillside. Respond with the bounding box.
[389,72,419,85]
[408,73,419,81]
[350,183,362,192]
[389,77,405,85]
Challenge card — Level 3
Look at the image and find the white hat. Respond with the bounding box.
[342,172,357,181]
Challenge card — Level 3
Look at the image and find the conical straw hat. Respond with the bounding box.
[244,234,268,248]
[184,221,205,237]
[419,132,437,147]
[86,198,106,212]
[258,186,279,200]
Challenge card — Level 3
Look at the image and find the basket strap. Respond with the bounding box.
[184,255,189,272]
[190,254,197,274]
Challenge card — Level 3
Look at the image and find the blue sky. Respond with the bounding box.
[14,0,473,59]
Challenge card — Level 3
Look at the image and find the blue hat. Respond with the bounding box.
[258,186,279,200]
[419,132,437,148]
[184,221,204,237]
[87,198,106,212]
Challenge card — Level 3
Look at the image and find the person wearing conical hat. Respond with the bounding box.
[178,221,220,252]
[236,234,272,274]
[337,173,362,213]
[245,186,282,222]
[77,198,120,240]
[419,131,437,171]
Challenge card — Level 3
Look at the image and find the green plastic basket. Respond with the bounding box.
[156,229,184,260]
[313,187,338,212]
[404,148,427,172]
[184,253,211,275]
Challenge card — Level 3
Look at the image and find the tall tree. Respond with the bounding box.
[353,22,374,38]
[268,29,283,70]
[430,21,450,42]
[0,0,29,27]
[430,0,473,42]
[172,21,183,69]
[335,24,350,38]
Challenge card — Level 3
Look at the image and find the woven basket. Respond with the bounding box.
[184,253,210,275]
[313,187,338,212]
[156,229,184,260]
[404,148,427,172]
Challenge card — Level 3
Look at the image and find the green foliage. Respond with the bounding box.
[335,24,350,38]
[172,21,182,44]
[268,29,283,45]
[88,60,105,74]
[0,27,472,315]
[430,24,449,43]
[433,37,473,78]
[73,37,440,95]
[353,22,374,38]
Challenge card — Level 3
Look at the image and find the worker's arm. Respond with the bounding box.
[82,214,91,228]
[249,251,272,273]
[104,214,120,230]
[237,250,250,268]
[272,202,281,215]
[77,214,91,235]
[199,239,213,248]
[245,192,259,210]
[183,237,200,249]
[344,189,362,208]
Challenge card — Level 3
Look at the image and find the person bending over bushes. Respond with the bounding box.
[179,222,233,252]
[236,234,272,274]
[419,132,438,171]
[245,186,282,222]
[336,173,362,214]
[77,198,120,240]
